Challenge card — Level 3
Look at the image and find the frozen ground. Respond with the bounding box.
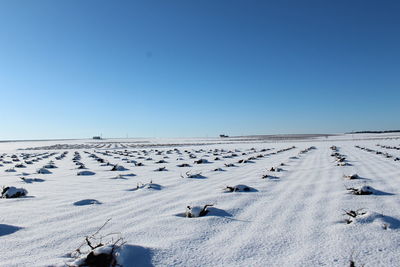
[1,133,400,266]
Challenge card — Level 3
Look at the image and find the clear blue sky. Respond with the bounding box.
[0,0,399,140]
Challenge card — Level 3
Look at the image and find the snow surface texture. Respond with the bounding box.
[0,134,400,266]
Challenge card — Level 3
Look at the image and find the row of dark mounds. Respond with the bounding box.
[0,150,69,197]
[333,144,400,266]
[1,151,69,196]
[330,145,351,166]
[1,150,81,199]
[0,151,60,170]
[355,145,400,162]
[331,145,383,197]
[330,146,393,267]
[21,141,238,151]
[377,144,400,151]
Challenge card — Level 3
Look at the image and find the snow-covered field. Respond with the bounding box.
[1,134,400,266]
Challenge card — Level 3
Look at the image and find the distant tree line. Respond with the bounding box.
[347,130,400,134]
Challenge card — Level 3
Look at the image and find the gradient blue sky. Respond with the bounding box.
[0,0,399,140]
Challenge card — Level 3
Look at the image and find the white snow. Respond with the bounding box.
[0,134,400,266]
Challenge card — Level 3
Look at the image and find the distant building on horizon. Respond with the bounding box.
[219,134,229,138]
[92,136,102,140]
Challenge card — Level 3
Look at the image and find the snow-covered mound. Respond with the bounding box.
[110,165,128,171]
[37,168,52,174]
[43,164,57,169]
[350,211,400,230]
[73,199,102,206]
[185,204,213,218]
[1,186,28,198]
[343,173,360,179]
[20,177,45,183]
[223,184,256,192]
[131,182,162,191]
[194,158,209,164]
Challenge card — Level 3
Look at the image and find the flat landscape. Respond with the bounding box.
[1,133,400,266]
[1,0,399,266]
